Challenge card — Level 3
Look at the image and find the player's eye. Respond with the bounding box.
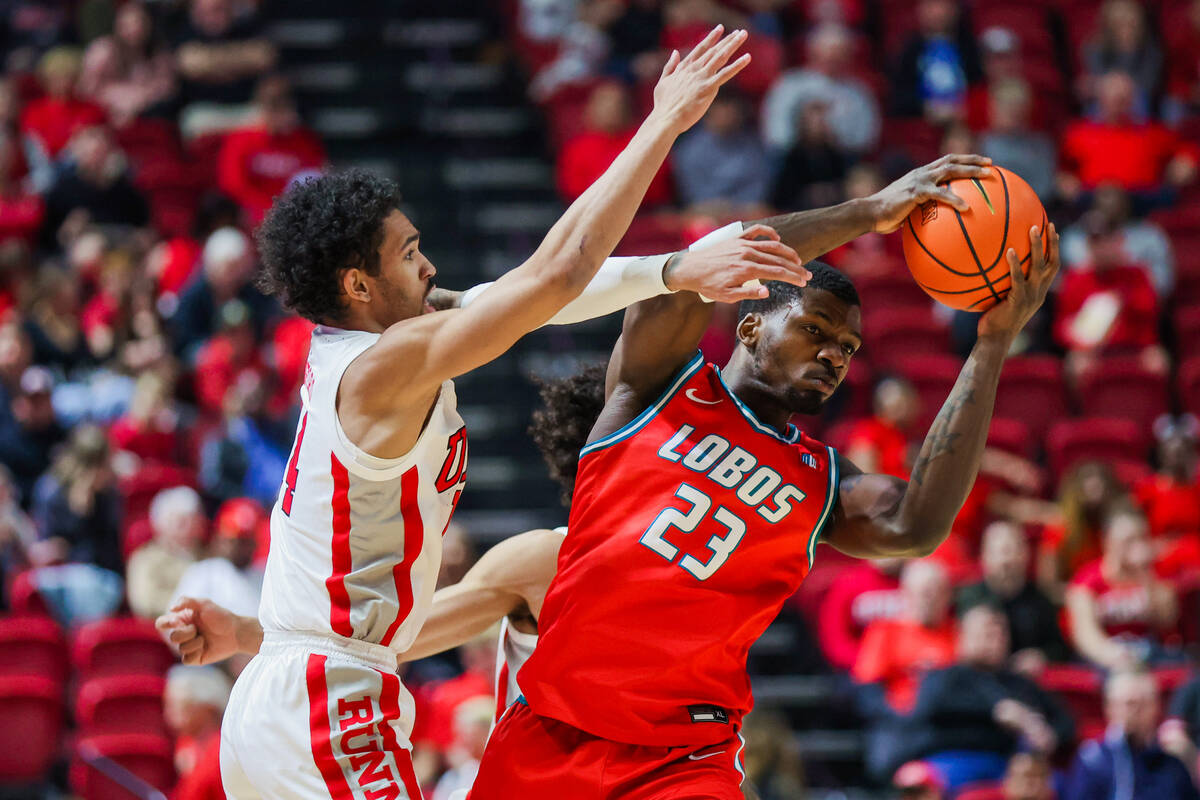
[843,344,857,356]
[804,324,821,336]
[404,249,415,261]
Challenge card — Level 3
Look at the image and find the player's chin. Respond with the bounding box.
[785,387,826,416]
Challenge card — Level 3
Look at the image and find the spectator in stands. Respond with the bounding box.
[1080,0,1163,109]
[760,23,880,154]
[1064,671,1198,800]
[0,463,37,587]
[109,371,181,466]
[30,423,121,574]
[890,0,982,121]
[965,28,1048,133]
[959,521,1072,672]
[893,761,945,799]
[0,365,63,504]
[193,298,268,414]
[1060,184,1174,298]
[1161,672,1200,783]
[79,1,177,128]
[127,486,204,619]
[823,163,907,277]
[854,560,957,713]
[18,46,106,186]
[172,496,264,618]
[165,664,231,800]
[198,370,288,508]
[426,630,498,753]
[1039,461,1131,599]
[0,133,43,246]
[526,0,617,103]
[22,267,89,372]
[171,0,278,136]
[606,0,664,83]
[672,87,769,215]
[1059,71,1197,204]
[555,81,673,206]
[740,709,807,799]
[817,557,906,672]
[845,377,917,479]
[1164,0,1200,122]
[1067,508,1178,670]
[999,753,1057,800]
[874,605,1074,789]
[1136,415,1200,581]
[978,79,1056,201]
[770,100,851,211]
[0,315,31,408]
[432,695,493,800]
[217,75,326,225]
[40,126,150,249]
[169,226,272,361]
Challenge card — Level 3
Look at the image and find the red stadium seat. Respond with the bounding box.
[118,463,196,525]
[994,355,1071,441]
[7,569,50,617]
[1176,305,1200,355]
[613,213,683,258]
[76,675,168,738]
[987,417,1034,459]
[71,618,174,681]
[853,271,933,322]
[1046,417,1149,482]
[1075,357,1170,435]
[894,354,962,433]
[863,307,951,371]
[955,784,1004,800]
[1038,662,1104,740]
[0,676,63,783]
[0,615,66,684]
[1180,357,1200,416]
[71,734,176,800]
[121,516,154,563]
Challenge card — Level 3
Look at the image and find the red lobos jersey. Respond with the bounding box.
[518,352,840,747]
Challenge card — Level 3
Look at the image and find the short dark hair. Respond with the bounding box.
[528,363,607,507]
[255,170,403,325]
[737,261,859,321]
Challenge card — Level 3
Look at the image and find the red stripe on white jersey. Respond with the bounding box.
[380,466,423,647]
[305,654,355,800]
[494,627,510,724]
[376,669,423,799]
[327,455,354,637]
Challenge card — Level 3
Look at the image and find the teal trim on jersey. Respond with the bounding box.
[807,445,839,568]
[579,351,705,457]
[712,366,801,444]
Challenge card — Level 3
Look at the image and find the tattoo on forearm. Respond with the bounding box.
[909,364,978,485]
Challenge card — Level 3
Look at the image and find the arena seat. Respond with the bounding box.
[863,308,951,371]
[0,615,66,684]
[71,618,175,682]
[1177,356,1200,417]
[893,354,962,433]
[853,271,933,321]
[0,675,63,783]
[118,463,197,524]
[1175,302,1200,354]
[1075,357,1170,435]
[76,675,169,738]
[955,783,1004,800]
[71,733,176,800]
[1038,662,1104,740]
[994,355,1071,442]
[986,417,1034,459]
[1046,418,1149,483]
[7,569,51,617]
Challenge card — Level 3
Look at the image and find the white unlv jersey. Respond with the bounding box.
[258,326,468,653]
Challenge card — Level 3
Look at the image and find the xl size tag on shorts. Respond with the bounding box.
[687,705,729,724]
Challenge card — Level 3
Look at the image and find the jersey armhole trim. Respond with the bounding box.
[579,351,705,457]
[807,445,839,568]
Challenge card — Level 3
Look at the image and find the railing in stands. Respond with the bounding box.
[76,741,168,800]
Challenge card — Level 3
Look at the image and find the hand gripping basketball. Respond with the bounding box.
[977,223,1060,341]
[867,153,993,235]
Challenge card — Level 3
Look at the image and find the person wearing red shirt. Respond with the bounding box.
[818,557,906,671]
[846,377,917,479]
[192,299,268,414]
[423,632,497,754]
[164,664,230,800]
[217,76,325,224]
[1058,71,1197,199]
[1053,214,1160,357]
[854,560,958,712]
[18,47,106,162]
[1136,415,1200,580]
[556,81,673,205]
[1066,508,1178,670]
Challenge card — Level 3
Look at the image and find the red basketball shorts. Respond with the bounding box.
[469,700,745,800]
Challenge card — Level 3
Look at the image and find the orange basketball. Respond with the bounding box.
[900,165,1047,312]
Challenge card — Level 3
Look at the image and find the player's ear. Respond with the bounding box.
[342,268,371,305]
[736,312,763,350]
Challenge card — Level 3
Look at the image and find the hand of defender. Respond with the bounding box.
[978,223,1060,340]
[156,596,242,666]
[868,154,993,234]
[650,26,751,134]
[664,224,809,302]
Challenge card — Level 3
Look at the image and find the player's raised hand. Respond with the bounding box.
[867,154,993,234]
[650,26,751,134]
[663,224,809,303]
[978,223,1059,340]
[156,596,242,666]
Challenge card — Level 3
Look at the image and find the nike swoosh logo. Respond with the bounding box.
[685,388,722,405]
[688,750,726,761]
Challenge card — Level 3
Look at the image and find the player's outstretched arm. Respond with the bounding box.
[397,528,563,662]
[748,153,992,261]
[156,597,263,665]
[825,225,1060,559]
[351,27,751,412]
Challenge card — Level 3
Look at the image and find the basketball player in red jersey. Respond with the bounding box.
[468,168,1062,796]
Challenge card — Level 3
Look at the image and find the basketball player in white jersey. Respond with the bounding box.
[217,28,815,800]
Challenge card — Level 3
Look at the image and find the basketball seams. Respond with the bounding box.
[984,169,1013,272]
[951,207,1003,305]
[905,216,1000,279]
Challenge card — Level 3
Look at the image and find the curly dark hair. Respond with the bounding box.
[254,170,403,324]
[737,261,860,321]
[528,363,608,508]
